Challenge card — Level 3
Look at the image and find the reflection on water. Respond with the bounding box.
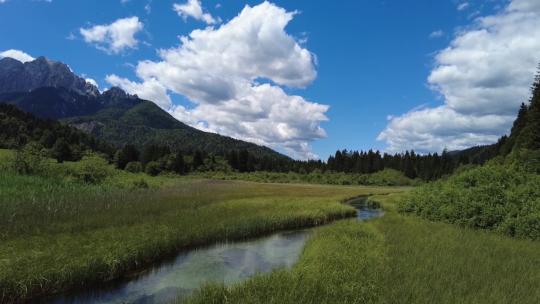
[44,197,382,304]
[349,196,384,221]
[46,230,309,304]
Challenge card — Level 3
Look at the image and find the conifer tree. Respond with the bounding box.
[52,138,72,163]
[192,150,204,170]
[170,151,186,174]
[516,66,540,150]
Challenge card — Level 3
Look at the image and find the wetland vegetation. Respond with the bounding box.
[0,150,402,302]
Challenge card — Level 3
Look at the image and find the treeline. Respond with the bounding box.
[324,144,505,181]
[220,147,498,181]
[113,144,230,176]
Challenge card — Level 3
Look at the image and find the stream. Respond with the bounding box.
[43,196,382,304]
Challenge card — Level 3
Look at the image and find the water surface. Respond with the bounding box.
[46,230,310,304]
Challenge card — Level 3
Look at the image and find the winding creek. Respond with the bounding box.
[43,196,383,304]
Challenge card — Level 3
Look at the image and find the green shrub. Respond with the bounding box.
[125,161,143,173]
[67,154,113,184]
[145,161,161,176]
[12,142,46,174]
[399,163,540,240]
[132,178,149,189]
[363,169,413,186]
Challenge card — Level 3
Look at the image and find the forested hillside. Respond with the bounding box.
[0,103,114,162]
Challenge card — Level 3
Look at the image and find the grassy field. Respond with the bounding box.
[186,192,540,304]
[0,162,402,302]
[4,147,540,303]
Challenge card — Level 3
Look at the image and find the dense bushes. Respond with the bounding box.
[399,158,540,240]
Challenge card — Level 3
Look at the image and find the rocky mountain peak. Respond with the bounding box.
[0,56,100,97]
[101,86,137,101]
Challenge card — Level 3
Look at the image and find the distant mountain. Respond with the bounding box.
[0,57,288,160]
[0,56,99,96]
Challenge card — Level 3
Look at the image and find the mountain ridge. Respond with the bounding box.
[0,56,99,96]
[0,56,289,160]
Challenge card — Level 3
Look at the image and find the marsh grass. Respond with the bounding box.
[372,193,540,304]
[0,166,399,302]
[187,192,540,304]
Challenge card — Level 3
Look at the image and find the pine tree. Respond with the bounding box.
[501,103,529,154]
[516,66,540,150]
[170,151,186,174]
[227,151,239,170]
[238,150,249,172]
[115,145,139,169]
[192,150,204,170]
[52,138,72,163]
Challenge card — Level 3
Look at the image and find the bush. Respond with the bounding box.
[12,143,46,174]
[399,162,540,240]
[125,161,143,173]
[145,161,161,176]
[363,169,413,186]
[67,154,113,184]
[132,178,149,189]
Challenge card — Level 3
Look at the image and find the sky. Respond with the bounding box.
[1,0,540,159]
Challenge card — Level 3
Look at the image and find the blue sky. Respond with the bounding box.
[1,0,539,159]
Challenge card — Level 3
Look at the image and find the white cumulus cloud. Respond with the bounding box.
[80,16,143,54]
[379,0,540,153]
[173,0,218,25]
[0,49,35,63]
[106,74,172,108]
[107,1,325,159]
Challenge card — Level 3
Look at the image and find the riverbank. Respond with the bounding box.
[0,172,403,303]
[186,192,540,303]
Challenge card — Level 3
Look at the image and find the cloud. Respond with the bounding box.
[106,74,171,108]
[379,0,540,153]
[429,30,444,39]
[457,2,470,11]
[85,78,98,88]
[173,0,218,25]
[107,1,325,159]
[0,49,35,63]
[379,106,514,152]
[145,1,152,14]
[80,16,143,54]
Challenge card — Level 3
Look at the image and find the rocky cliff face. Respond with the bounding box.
[0,56,99,96]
